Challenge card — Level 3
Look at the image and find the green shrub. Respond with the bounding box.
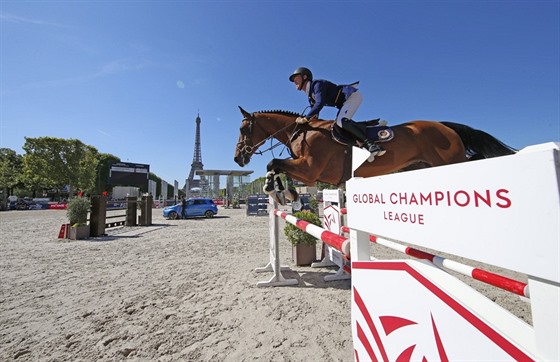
[66,197,90,226]
[284,210,321,246]
[309,195,319,214]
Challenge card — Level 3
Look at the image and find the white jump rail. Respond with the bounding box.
[347,143,560,361]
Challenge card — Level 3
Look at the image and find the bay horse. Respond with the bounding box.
[233,107,516,204]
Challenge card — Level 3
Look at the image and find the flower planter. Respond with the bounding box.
[292,243,316,266]
[69,225,90,240]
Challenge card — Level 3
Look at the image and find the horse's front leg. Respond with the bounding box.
[264,158,319,205]
[261,170,284,205]
[268,157,320,185]
[263,170,297,206]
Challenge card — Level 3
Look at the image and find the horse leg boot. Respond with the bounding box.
[341,118,386,157]
[263,171,275,193]
[263,172,285,205]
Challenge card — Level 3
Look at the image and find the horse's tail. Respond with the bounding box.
[441,121,517,159]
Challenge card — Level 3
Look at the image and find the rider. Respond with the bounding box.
[289,67,385,157]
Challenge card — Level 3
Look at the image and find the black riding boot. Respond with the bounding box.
[341,118,386,156]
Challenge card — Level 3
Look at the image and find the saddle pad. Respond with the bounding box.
[332,124,394,146]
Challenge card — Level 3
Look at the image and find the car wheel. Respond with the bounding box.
[204,210,214,218]
[168,211,178,220]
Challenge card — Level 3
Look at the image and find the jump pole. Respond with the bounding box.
[338,223,530,298]
[255,197,298,287]
[368,234,530,298]
[273,209,350,256]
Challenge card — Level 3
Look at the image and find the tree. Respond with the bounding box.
[316,181,338,190]
[22,137,99,196]
[95,153,120,195]
[250,177,267,194]
[0,148,23,191]
[0,148,23,202]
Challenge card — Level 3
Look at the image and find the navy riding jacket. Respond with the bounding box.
[306,79,359,118]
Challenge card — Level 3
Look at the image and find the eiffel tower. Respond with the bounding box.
[186,113,207,197]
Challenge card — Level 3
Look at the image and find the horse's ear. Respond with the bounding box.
[238,106,251,118]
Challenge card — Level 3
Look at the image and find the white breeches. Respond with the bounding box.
[336,91,363,127]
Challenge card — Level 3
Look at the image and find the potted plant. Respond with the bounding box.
[66,196,91,240]
[284,210,321,266]
[232,195,240,209]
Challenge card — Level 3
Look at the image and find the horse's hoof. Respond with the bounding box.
[277,192,286,205]
[269,192,285,205]
[284,189,299,202]
[263,185,274,194]
[367,153,376,163]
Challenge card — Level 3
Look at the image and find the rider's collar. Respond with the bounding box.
[304,80,311,96]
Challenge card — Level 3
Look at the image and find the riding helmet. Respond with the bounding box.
[289,67,313,82]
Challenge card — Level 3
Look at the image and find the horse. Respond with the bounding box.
[233,107,516,204]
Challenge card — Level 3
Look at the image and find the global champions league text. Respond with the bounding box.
[351,188,512,225]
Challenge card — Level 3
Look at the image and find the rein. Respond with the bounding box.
[253,138,285,156]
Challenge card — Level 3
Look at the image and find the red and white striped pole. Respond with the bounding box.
[339,224,529,297]
[369,234,530,298]
[274,209,351,257]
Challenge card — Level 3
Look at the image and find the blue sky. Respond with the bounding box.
[1,1,559,186]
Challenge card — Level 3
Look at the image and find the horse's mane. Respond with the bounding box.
[254,110,301,117]
[253,110,334,130]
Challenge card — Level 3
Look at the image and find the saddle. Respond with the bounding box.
[331,119,394,147]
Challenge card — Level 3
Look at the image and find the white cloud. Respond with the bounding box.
[0,13,67,27]
[15,58,151,91]
[97,59,152,76]
[97,130,112,137]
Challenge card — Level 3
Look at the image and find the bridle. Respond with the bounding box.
[237,113,300,158]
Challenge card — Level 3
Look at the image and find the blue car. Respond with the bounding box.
[163,198,218,219]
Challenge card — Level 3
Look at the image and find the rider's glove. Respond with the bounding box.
[296,117,309,124]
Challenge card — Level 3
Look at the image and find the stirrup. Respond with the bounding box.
[365,142,385,156]
[375,148,386,156]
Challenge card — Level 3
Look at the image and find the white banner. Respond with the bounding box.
[347,143,560,283]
